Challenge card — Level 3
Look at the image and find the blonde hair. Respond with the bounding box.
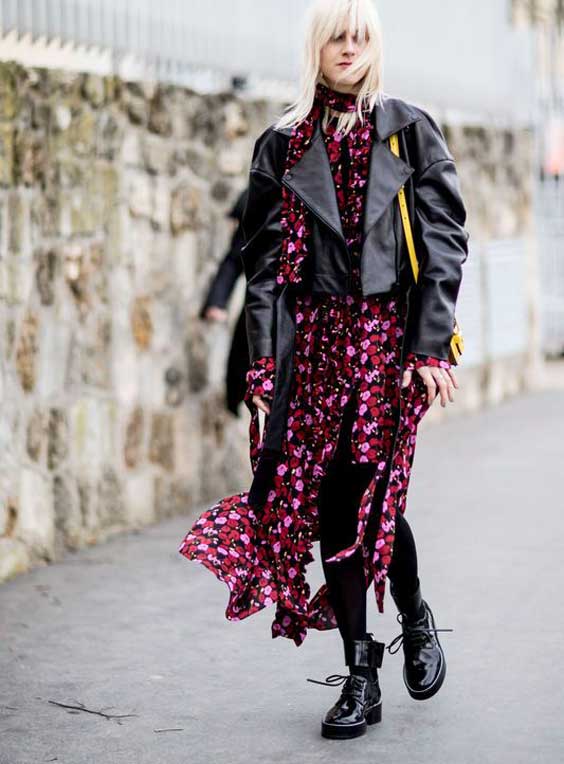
[274,0,385,137]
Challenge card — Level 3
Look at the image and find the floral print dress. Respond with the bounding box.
[178,114,450,647]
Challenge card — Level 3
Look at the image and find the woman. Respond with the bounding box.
[179,0,469,740]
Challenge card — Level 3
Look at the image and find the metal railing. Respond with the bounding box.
[0,0,305,95]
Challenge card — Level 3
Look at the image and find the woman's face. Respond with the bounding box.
[319,27,369,92]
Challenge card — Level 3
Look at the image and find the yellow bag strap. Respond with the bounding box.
[388,132,464,365]
[388,133,419,283]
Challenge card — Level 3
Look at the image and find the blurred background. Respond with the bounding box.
[0,2,563,762]
[0,0,562,577]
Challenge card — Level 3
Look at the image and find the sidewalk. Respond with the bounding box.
[1,389,563,764]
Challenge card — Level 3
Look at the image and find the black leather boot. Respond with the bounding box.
[306,633,385,739]
[387,580,453,701]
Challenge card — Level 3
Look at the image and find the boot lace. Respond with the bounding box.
[305,673,349,687]
[386,612,453,655]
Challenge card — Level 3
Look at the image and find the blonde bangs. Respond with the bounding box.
[274,0,384,137]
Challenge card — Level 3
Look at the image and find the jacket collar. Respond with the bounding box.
[276,96,421,244]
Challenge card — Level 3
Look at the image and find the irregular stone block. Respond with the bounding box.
[26,408,46,463]
[170,182,205,234]
[15,311,39,393]
[97,466,125,528]
[47,409,69,471]
[82,74,106,108]
[34,248,57,306]
[124,406,144,469]
[0,63,19,120]
[14,129,47,187]
[148,91,173,137]
[53,472,82,551]
[149,412,174,472]
[0,497,17,537]
[0,538,30,582]
[131,295,153,351]
[0,124,15,187]
[154,475,192,520]
[17,467,54,560]
[124,472,155,527]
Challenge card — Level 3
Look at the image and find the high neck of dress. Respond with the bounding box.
[315,81,361,114]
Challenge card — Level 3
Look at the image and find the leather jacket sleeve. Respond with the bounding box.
[240,128,286,364]
[405,109,470,360]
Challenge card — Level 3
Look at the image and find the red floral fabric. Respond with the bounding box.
[246,351,450,407]
[404,352,451,371]
[244,356,276,405]
[179,84,450,646]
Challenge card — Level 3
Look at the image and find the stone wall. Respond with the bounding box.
[0,62,283,581]
[0,62,537,582]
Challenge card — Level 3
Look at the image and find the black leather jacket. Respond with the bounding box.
[240,95,469,364]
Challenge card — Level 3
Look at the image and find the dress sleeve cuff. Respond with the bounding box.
[404,352,451,371]
[244,356,276,405]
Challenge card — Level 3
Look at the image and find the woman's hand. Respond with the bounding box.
[203,306,228,322]
[401,366,459,407]
[252,394,272,415]
[245,356,276,416]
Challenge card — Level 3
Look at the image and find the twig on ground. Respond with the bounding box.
[154,727,184,733]
[47,699,138,724]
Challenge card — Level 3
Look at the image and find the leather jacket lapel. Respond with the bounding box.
[277,98,422,244]
[363,138,414,237]
[280,120,346,245]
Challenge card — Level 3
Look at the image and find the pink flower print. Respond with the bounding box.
[277,464,288,476]
[288,568,297,579]
[313,464,324,479]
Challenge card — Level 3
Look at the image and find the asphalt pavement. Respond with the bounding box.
[1,388,563,764]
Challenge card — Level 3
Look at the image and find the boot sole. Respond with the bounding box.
[321,699,382,739]
[404,603,447,701]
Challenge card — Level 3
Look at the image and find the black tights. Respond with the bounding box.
[317,395,420,664]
